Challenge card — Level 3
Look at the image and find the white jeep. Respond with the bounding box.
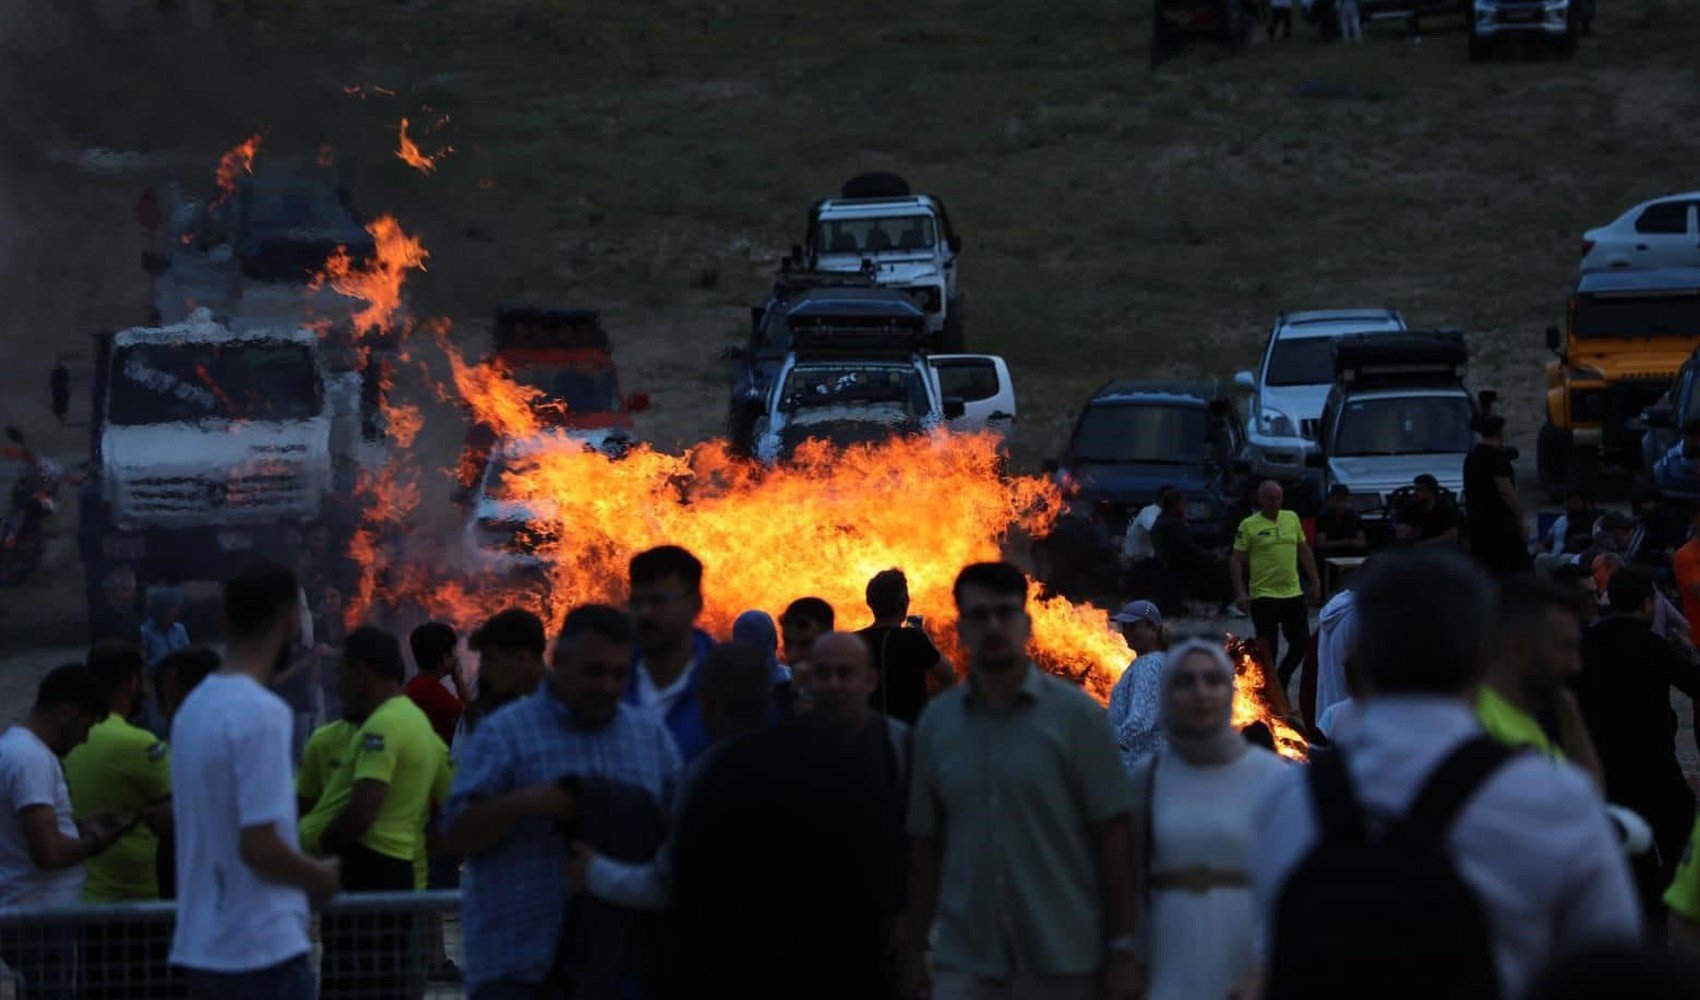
[801,174,965,352]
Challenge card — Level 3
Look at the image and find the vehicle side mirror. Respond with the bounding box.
[943,398,967,420]
[1545,325,1561,352]
[140,250,171,275]
[625,391,651,413]
[1304,453,1326,469]
[948,235,963,254]
[1644,405,1675,429]
[1233,371,1256,394]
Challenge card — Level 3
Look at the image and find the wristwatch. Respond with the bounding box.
[1107,934,1139,957]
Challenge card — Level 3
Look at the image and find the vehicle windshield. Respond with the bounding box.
[109,342,322,425]
[242,183,350,231]
[1069,403,1209,465]
[780,364,928,416]
[816,216,936,256]
[1573,293,1700,338]
[1265,337,1341,387]
[1331,395,1473,457]
[509,363,620,412]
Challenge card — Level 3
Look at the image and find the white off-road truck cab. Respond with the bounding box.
[802,174,965,351]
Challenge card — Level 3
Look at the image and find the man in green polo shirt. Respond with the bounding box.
[301,627,452,997]
[1475,577,1603,789]
[903,562,1140,1000]
[1231,480,1321,689]
[65,641,172,903]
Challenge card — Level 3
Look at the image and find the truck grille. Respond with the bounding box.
[123,468,307,518]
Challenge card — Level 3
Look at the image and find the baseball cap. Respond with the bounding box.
[1110,600,1163,627]
[469,608,546,656]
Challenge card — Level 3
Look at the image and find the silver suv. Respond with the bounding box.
[1235,309,1406,481]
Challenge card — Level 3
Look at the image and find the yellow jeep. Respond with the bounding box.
[1538,267,1700,499]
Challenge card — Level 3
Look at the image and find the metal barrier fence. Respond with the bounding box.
[0,891,464,999]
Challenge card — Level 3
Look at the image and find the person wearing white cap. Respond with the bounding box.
[1106,600,1170,774]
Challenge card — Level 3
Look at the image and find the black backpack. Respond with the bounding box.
[1267,736,1515,1000]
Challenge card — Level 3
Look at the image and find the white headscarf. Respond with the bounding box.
[1160,639,1248,767]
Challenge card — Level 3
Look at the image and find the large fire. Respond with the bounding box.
[291,163,1306,760]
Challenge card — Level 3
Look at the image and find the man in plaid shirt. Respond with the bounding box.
[444,605,681,998]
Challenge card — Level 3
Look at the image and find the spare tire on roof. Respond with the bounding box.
[841,173,911,199]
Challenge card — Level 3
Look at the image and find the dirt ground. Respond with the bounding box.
[3,0,1699,660]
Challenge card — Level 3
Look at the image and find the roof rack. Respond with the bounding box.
[1334,328,1467,386]
[492,305,609,352]
[791,323,927,360]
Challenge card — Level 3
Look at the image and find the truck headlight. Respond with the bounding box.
[1260,408,1297,438]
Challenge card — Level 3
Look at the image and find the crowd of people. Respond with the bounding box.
[6,512,1700,998]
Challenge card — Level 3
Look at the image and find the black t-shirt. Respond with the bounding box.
[1315,506,1364,545]
[859,625,942,726]
[1405,498,1462,542]
[1464,444,1517,530]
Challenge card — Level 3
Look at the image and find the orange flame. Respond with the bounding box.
[311,215,428,337]
[396,118,454,175]
[1227,637,1310,760]
[212,134,261,206]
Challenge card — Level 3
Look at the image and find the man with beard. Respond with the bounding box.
[902,562,1141,1000]
[623,546,719,763]
[445,605,679,999]
[454,608,548,749]
[170,563,341,1000]
[1476,577,1603,787]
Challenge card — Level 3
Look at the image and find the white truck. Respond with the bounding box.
[78,311,383,616]
[799,174,966,352]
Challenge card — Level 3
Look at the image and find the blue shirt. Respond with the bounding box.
[139,620,189,669]
[445,690,681,990]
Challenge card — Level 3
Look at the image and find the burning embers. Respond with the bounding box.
[212,134,261,206]
[310,215,428,339]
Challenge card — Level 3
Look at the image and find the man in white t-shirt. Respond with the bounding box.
[0,662,125,995]
[170,563,340,999]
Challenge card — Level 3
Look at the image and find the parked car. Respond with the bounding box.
[1235,308,1407,485]
[1467,0,1582,59]
[458,306,647,496]
[1044,379,1250,550]
[1580,193,1700,274]
[1307,330,1485,536]
[799,174,965,351]
[1538,267,1700,498]
[747,327,1013,467]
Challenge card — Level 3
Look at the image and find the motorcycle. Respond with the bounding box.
[1,427,65,586]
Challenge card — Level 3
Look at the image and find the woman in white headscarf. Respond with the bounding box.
[1129,638,1288,1000]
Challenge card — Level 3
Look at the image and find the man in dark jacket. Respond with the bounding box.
[1578,567,1700,924]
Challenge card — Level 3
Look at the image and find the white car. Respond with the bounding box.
[1234,309,1406,481]
[461,429,636,574]
[1581,193,1700,274]
[751,350,1014,466]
